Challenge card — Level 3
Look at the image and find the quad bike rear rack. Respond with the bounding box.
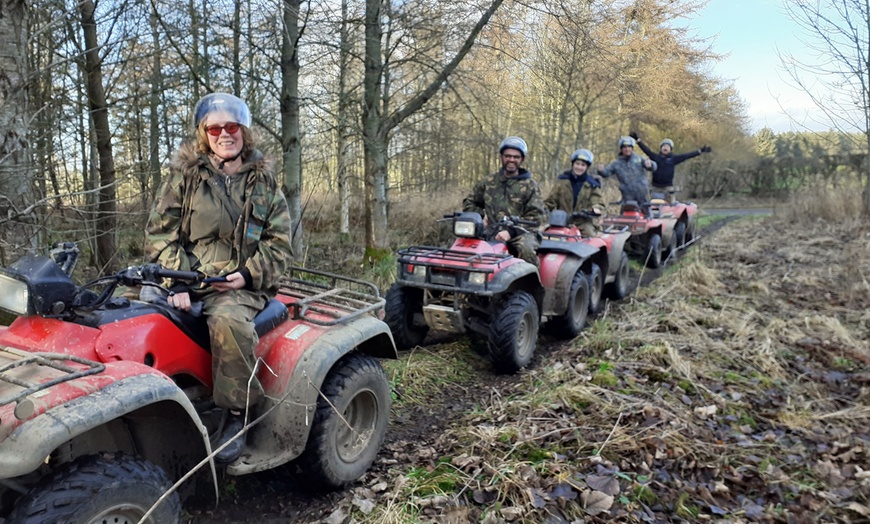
[0,346,105,408]
[278,266,385,327]
[397,246,512,270]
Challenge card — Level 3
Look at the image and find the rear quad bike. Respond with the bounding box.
[649,190,699,248]
[384,212,597,374]
[0,243,397,523]
[601,199,678,269]
[542,209,633,313]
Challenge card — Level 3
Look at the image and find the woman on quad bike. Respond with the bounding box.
[631,132,712,203]
[146,92,293,464]
[597,136,657,210]
[545,148,605,237]
[462,136,547,266]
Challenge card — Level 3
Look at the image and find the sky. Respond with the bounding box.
[685,0,834,134]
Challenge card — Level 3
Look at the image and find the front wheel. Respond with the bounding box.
[606,252,631,300]
[10,453,181,524]
[384,284,429,350]
[488,291,540,374]
[551,270,590,339]
[297,353,391,490]
[644,233,662,269]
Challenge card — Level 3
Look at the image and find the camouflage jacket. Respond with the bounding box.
[145,142,293,293]
[545,171,604,215]
[462,168,547,228]
[599,153,657,203]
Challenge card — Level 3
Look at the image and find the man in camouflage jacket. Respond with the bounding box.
[462,136,547,265]
[145,93,292,463]
[598,136,657,206]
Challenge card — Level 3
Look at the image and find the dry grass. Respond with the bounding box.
[341,196,870,523]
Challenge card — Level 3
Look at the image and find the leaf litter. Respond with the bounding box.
[190,215,870,523]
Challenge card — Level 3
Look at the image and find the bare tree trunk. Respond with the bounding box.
[362,0,504,259]
[80,0,118,271]
[149,3,162,199]
[337,0,351,236]
[232,0,241,94]
[281,0,304,260]
[362,0,388,258]
[0,0,37,264]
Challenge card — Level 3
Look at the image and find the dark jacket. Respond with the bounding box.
[637,140,701,187]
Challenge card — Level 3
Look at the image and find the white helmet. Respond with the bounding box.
[193,93,252,129]
[660,138,674,149]
[499,136,528,158]
[570,149,594,165]
[617,136,636,149]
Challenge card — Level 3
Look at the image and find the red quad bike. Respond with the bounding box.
[601,199,679,269]
[541,210,633,314]
[384,212,598,374]
[0,243,397,523]
[649,190,699,249]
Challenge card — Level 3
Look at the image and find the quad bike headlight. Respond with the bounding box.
[454,220,478,238]
[404,264,426,280]
[0,272,31,316]
[468,272,487,286]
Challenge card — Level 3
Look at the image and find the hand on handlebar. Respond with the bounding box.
[494,230,511,242]
[167,291,192,311]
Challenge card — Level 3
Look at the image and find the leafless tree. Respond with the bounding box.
[781,0,870,213]
[0,0,38,263]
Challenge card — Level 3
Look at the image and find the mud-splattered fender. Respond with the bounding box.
[605,231,631,279]
[541,255,584,317]
[228,315,397,475]
[0,371,213,485]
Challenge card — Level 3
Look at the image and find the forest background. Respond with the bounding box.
[0,0,868,275]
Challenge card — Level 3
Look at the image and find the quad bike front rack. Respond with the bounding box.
[278,266,385,327]
[0,346,105,409]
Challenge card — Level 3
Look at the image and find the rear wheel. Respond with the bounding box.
[298,353,391,490]
[10,453,180,524]
[644,233,662,269]
[586,263,604,314]
[384,284,428,350]
[551,270,590,339]
[674,221,687,248]
[685,220,697,242]
[606,252,631,300]
[488,291,540,374]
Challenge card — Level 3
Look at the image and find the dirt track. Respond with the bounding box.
[186,214,748,523]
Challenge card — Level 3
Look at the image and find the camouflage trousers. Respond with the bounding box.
[507,232,541,267]
[574,218,601,238]
[202,289,269,411]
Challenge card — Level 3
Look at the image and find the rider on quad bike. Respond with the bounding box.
[597,135,657,210]
[544,148,605,237]
[461,136,547,266]
[0,245,396,523]
[630,132,712,204]
[146,92,293,464]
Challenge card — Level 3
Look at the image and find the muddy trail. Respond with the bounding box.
[186,213,758,523]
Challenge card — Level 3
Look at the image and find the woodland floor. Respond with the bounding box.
[187,206,870,523]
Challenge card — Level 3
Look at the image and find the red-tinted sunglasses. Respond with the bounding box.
[205,122,241,136]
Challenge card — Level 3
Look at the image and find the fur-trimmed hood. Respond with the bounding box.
[170,141,273,178]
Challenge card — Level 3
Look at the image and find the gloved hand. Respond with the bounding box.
[629,131,639,141]
[701,145,712,153]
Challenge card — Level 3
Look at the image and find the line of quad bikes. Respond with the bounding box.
[0,194,696,522]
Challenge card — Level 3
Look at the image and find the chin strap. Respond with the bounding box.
[216,151,243,171]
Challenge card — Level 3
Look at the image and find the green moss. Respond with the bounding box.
[592,370,619,387]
